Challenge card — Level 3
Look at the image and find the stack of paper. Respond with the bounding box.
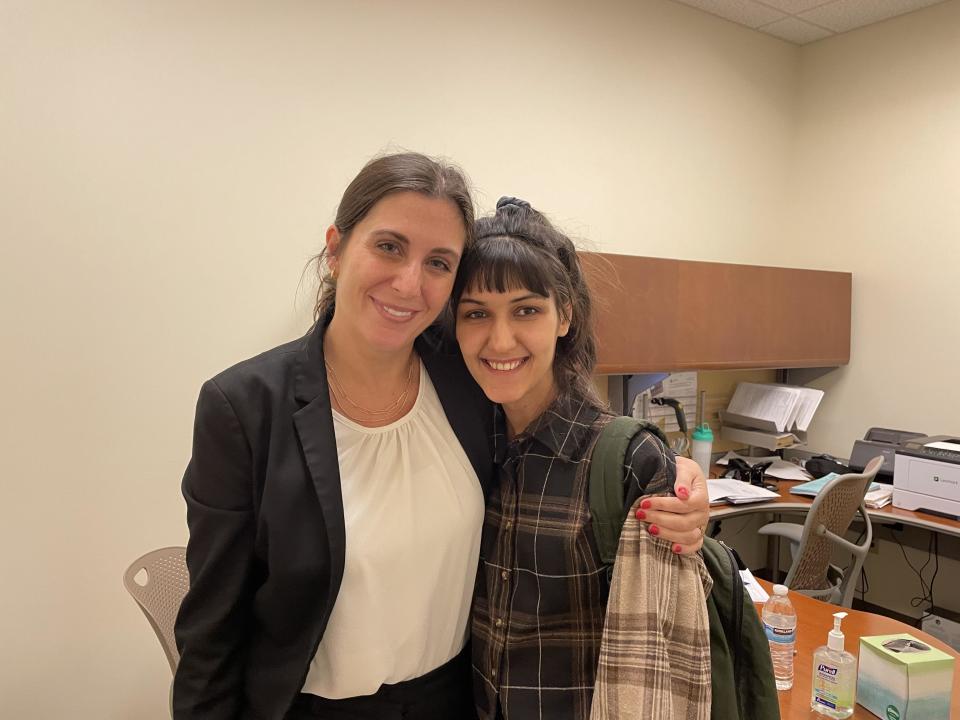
[707,478,780,505]
[727,383,824,433]
[720,382,825,451]
[865,486,893,508]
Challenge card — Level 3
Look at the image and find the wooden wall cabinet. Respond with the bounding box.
[582,253,851,374]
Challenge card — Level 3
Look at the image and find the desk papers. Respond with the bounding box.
[727,383,824,434]
[708,478,780,505]
[739,567,770,603]
[789,473,892,508]
[865,486,893,508]
[790,473,883,497]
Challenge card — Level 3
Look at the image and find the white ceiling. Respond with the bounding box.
[671,0,950,44]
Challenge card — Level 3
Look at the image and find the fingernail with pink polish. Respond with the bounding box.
[673,544,683,554]
[649,525,659,536]
[635,510,646,521]
[677,487,689,500]
[640,499,652,510]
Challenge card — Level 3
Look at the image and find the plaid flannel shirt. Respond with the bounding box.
[590,498,713,719]
[471,395,676,720]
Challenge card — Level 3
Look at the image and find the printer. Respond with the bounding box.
[893,435,960,519]
[849,427,926,483]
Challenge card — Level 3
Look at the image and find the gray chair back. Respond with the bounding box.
[784,456,883,607]
[123,546,189,673]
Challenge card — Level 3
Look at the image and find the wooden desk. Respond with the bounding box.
[755,579,960,719]
[710,479,960,538]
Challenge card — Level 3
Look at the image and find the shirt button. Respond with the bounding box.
[505,521,513,529]
[501,570,509,580]
[495,618,503,628]
[491,669,497,678]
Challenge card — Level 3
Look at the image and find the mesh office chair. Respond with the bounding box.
[758,456,883,608]
[123,546,189,672]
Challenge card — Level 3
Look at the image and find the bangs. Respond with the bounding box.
[456,236,555,299]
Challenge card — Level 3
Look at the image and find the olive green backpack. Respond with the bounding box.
[590,416,781,720]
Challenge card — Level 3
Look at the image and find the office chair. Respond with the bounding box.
[758,456,883,608]
[123,546,189,673]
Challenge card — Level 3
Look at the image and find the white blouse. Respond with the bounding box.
[301,362,485,699]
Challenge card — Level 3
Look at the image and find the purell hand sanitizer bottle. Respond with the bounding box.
[811,612,857,718]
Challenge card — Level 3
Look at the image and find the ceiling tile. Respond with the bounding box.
[799,0,948,32]
[756,0,833,12]
[758,15,836,42]
[672,0,788,29]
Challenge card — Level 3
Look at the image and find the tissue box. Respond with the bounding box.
[857,633,954,720]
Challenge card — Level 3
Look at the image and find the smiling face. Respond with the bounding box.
[456,285,571,434]
[326,191,466,354]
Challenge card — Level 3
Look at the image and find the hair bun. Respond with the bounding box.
[496,196,531,212]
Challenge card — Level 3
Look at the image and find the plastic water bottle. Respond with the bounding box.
[691,423,714,476]
[762,584,797,690]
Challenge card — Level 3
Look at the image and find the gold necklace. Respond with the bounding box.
[325,356,417,419]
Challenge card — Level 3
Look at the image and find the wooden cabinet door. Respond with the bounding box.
[581,253,851,373]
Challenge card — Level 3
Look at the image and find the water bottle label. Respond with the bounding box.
[764,623,795,644]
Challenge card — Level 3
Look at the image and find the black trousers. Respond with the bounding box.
[286,646,477,720]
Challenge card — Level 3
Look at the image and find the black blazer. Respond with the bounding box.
[172,319,494,720]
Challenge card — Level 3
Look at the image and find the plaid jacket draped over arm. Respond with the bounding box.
[591,496,713,720]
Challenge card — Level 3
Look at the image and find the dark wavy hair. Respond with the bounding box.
[452,197,601,407]
[309,152,474,320]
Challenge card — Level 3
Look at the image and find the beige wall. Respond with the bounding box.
[788,0,960,457]
[0,2,798,717]
[787,1,960,619]
[2,0,957,716]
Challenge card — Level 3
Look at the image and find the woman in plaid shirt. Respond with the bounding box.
[454,197,712,720]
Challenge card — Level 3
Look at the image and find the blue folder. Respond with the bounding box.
[789,472,883,497]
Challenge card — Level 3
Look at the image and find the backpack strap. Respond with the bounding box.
[588,416,669,565]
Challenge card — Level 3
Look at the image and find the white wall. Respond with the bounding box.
[0,2,799,717]
[789,0,960,456]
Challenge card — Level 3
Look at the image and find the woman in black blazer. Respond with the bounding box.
[174,318,493,720]
[174,152,492,720]
[173,153,710,720]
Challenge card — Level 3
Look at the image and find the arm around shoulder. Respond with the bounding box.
[173,378,258,720]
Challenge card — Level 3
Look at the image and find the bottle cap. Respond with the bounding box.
[692,423,713,441]
[772,584,789,596]
[828,611,847,651]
